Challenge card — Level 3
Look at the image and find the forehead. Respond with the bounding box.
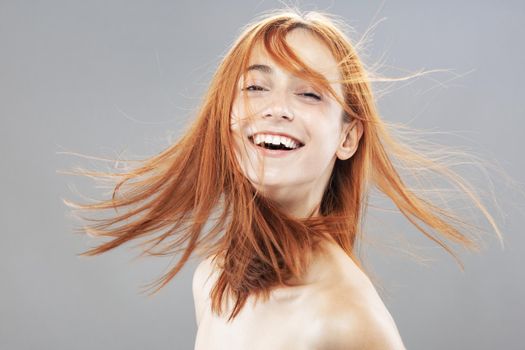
[246,28,341,84]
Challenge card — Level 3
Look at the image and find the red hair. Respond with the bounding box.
[61,8,505,322]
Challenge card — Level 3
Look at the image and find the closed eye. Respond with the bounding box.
[242,85,266,91]
[241,85,322,101]
[300,92,322,101]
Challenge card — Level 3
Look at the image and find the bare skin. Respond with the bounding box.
[193,237,407,349]
[229,28,363,219]
[193,28,406,349]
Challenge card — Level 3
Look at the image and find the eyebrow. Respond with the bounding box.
[246,64,273,74]
[244,63,334,90]
[246,63,318,78]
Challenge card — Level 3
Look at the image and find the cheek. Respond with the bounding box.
[230,99,248,132]
[229,116,242,155]
[308,124,342,160]
[230,99,239,128]
[230,103,249,141]
[230,106,248,155]
[231,93,262,121]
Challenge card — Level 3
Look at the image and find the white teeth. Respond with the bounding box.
[251,133,300,149]
[254,134,264,145]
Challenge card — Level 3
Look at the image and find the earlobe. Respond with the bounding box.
[336,119,363,161]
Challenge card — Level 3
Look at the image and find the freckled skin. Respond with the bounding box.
[229,27,363,219]
[194,28,405,349]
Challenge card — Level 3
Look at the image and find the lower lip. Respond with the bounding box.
[249,141,304,158]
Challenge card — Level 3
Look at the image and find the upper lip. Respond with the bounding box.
[247,130,305,146]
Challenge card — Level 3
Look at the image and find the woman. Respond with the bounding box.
[63,8,503,350]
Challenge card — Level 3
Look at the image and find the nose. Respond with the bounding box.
[262,92,294,121]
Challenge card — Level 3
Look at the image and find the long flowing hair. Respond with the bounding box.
[60,8,506,322]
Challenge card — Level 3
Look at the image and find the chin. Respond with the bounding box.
[247,171,290,188]
[248,177,301,203]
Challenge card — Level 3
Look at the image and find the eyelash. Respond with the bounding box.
[242,85,322,101]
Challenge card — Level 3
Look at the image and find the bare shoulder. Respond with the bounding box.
[193,255,218,289]
[309,285,407,350]
[192,255,220,326]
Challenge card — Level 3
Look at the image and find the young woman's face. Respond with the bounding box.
[230,28,360,216]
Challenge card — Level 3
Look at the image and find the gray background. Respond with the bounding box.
[1,0,524,349]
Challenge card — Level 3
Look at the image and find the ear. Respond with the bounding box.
[336,118,364,161]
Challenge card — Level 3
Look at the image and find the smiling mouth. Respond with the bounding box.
[247,135,305,151]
